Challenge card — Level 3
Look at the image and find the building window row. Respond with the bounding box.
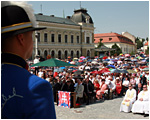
[38,50,80,59]
[37,33,80,44]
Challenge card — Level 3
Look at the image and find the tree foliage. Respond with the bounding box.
[97,39,104,48]
[145,46,149,55]
[110,43,122,56]
[135,37,144,49]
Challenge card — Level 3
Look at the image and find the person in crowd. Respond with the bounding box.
[106,77,116,99]
[74,78,84,105]
[136,83,143,95]
[140,74,147,88]
[96,78,108,100]
[132,84,149,117]
[61,78,74,92]
[1,1,56,118]
[115,77,122,96]
[60,78,66,91]
[93,79,100,93]
[38,68,44,78]
[83,77,95,105]
[130,76,136,89]
[53,78,61,102]
[122,77,130,95]
[120,84,136,113]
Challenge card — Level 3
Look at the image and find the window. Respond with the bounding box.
[71,51,74,58]
[109,38,112,41]
[86,37,90,44]
[65,35,68,43]
[58,50,61,59]
[71,35,73,43]
[37,33,40,42]
[51,50,55,58]
[38,50,40,56]
[65,51,68,59]
[44,33,47,42]
[58,34,61,43]
[77,36,79,43]
[77,51,79,58]
[51,34,55,42]
[87,50,90,57]
[44,50,47,59]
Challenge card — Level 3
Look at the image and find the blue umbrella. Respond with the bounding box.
[105,59,110,61]
[60,67,66,69]
[123,64,129,66]
[54,68,64,72]
[110,69,121,73]
[107,65,115,69]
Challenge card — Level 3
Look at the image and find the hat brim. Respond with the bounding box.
[2,27,46,39]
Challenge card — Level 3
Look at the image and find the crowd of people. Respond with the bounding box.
[29,53,149,116]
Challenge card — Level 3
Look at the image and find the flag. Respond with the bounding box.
[58,91,71,108]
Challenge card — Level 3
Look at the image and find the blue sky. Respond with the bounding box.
[28,1,149,39]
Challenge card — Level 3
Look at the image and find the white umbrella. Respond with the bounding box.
[108,61,114,65]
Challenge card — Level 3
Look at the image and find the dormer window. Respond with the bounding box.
[109,38,112,41]
[86,16,90,23]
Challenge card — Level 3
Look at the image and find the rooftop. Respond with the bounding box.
[94,33,134,45]
[35,14,80,26]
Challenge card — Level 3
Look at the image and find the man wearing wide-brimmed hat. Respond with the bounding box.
[1,1,56,119]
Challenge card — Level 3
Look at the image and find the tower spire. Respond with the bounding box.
[40,4,42,13]
[80,1,81,9]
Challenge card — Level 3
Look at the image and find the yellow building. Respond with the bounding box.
[32,8,95,60]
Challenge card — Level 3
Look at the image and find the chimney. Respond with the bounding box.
[50,15,55,17]
[38,13,43,15]
[66,16,71,19]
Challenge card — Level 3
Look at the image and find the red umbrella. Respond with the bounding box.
[125,54,130,57]
[72,70,77,72]
[79,60,83,62]
[91,71,99,74]
[103,56,108,59]
[99,68,110,74]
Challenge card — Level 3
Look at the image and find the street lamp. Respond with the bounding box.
[35,31,38,57]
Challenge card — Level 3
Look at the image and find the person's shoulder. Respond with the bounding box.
[28,74,52,91]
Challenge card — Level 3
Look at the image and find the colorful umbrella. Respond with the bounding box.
[103,56,108,59]
[80,56,85,59]
[31,58,77,67]
[125,54,130,57]
[127,69,136,73]
[107,65,115,69]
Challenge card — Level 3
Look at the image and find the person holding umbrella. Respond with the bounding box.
[1,1,56,119]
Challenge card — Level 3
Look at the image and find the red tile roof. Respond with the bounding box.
[94,33,134,45]
[144,41,148,46]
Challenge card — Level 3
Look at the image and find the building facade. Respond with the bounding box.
[32,8,95,60]
[94,32,136,54]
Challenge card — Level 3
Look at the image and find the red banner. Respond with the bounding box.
[58,91,71,108]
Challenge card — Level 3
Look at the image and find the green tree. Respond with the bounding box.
[97,39,104,48]
[135,37,144,49]
[145,46,149,55]
[110,43,122,56]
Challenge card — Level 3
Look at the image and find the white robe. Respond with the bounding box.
[120,88,136,112]
[132,90,149,114]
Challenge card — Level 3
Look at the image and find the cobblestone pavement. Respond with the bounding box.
[55,96,149,119]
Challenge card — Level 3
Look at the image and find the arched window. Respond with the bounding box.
[38,50,40,56]
[65,50,68,59]
[76,51,79,58]
[71,51,74,59]
[44,50,47,60]
[87,50,90,57]
[58,50,61,59]
[51,50,55,58]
